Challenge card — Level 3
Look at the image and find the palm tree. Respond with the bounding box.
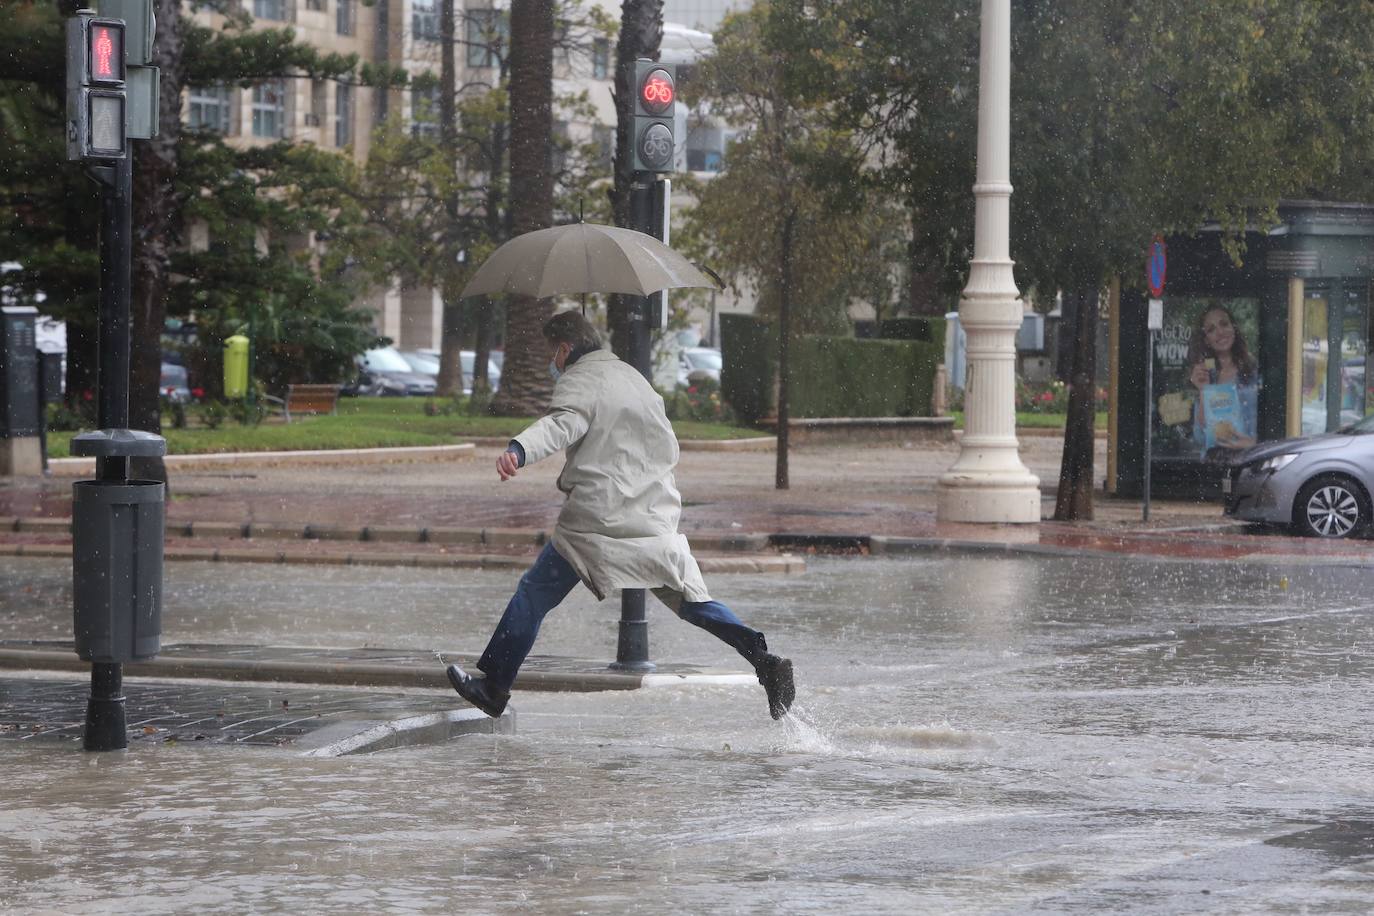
[490,0,555,416]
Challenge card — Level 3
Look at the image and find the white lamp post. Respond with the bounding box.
[936,0,1041,524]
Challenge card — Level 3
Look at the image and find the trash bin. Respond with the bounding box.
[70,428,166,663]
[224,334,249,399]
[72,479,164,662]
[72,477,165,663]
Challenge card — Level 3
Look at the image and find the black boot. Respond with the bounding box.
[755,654,795,720]
[446,664,510,718]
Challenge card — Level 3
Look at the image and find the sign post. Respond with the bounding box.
[1144,236,1167,522]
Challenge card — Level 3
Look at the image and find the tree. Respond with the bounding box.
[683,4,874,489]
[490,0,556,416]
[0,0,401,480]
[770,0,1374,518]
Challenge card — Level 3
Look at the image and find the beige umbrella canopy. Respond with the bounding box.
[459,222,721,300]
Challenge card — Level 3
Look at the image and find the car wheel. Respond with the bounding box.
[1293,474,1370,539]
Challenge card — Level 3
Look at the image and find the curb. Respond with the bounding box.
[0,541,805,575]
[463,435,777,452]
[45,442,478,476]
[0,647,644,692]
[296,707,514,757]
[2,516,777,554]
[0,646,756,694]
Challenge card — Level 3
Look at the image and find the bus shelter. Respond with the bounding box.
[1110,200,1374,500]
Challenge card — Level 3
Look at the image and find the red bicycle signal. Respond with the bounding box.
[640,69,675,115]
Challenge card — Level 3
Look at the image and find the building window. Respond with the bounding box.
[307,79,327,128]
[550,120,570,176]
[411,82,440,138]
[252,80,288,139]
[593,124,613,172]
[254,0,286,20]
[336,84,353,147]
[592,38,610,80]
[187,85,233,134]
[465,9,507,68]
[305,0,326,10]
[336,0,355,34]
[413,0,440,41]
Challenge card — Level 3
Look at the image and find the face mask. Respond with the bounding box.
[548,360,561,381]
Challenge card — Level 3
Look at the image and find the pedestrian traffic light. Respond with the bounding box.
[66,12,128,160]
[632,60,676,174]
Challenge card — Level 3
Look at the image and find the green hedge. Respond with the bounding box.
[721,314,943,422]
[720,313,776,423]
[879,317,946,344]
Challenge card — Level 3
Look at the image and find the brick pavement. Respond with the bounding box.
[2,436,1372,563]
[0,674,510,755]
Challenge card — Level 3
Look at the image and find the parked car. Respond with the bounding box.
[677,346,722,388]
[349,346,437,397]
[414,348,502,395]
[398,350,440,377]
[1224,411,1374,538]
[160,362,191,403]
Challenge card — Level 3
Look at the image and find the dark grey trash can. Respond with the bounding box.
[72,479,165,663]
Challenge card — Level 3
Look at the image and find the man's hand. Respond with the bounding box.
[496,449,521,481]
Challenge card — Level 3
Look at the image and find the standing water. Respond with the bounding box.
[3,554,1374,912]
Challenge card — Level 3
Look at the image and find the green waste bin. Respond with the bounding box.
[224,334,249,399]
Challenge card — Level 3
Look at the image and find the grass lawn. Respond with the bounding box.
[45,396,768,458]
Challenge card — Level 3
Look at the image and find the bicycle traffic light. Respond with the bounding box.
[632,60,676,174]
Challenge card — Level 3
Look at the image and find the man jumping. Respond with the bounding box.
[446,311,795,720]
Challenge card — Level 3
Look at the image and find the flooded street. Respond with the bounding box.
[4,554,1374,912]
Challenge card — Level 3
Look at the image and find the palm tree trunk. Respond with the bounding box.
[129,0,184,484]
[491,0,555,416]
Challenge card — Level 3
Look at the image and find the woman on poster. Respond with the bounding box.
[1188,305,1259,458]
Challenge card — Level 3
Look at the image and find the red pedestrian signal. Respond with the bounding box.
[88,22,125,85]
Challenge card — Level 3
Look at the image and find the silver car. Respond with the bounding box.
[1224,412,1374,538]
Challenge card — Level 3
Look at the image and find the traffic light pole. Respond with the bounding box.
[66,5,166,754]
[610,177,659,673]
[84,152,133,752]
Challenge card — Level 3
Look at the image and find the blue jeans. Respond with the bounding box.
[476,543,768,691]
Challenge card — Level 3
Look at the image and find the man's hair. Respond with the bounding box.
[542,311,603,352]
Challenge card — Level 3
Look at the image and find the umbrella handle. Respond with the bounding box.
[695,263,725,289]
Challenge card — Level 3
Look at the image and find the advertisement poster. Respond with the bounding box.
[1151,296,1261,463]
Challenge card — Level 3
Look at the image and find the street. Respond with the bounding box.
[3,550,1374,912]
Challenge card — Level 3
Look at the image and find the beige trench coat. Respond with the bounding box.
[512,349,711,603]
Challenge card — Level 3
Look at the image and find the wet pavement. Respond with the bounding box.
[4,438,1372,568]
[2,554,1374,911]
[5,441,1374,911]
[3,553,1374,911]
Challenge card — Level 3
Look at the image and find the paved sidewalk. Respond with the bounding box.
[3,436,1372,564]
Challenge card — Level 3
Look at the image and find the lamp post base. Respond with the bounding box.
[937,473,1041,524]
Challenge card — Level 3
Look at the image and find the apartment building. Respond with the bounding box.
[183,0,621,351]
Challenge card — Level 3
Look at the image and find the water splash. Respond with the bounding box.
[778,704,838,754]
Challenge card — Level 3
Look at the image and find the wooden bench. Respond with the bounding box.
[264,384,341,423]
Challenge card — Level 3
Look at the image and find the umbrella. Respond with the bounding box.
[459,222,721,301]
